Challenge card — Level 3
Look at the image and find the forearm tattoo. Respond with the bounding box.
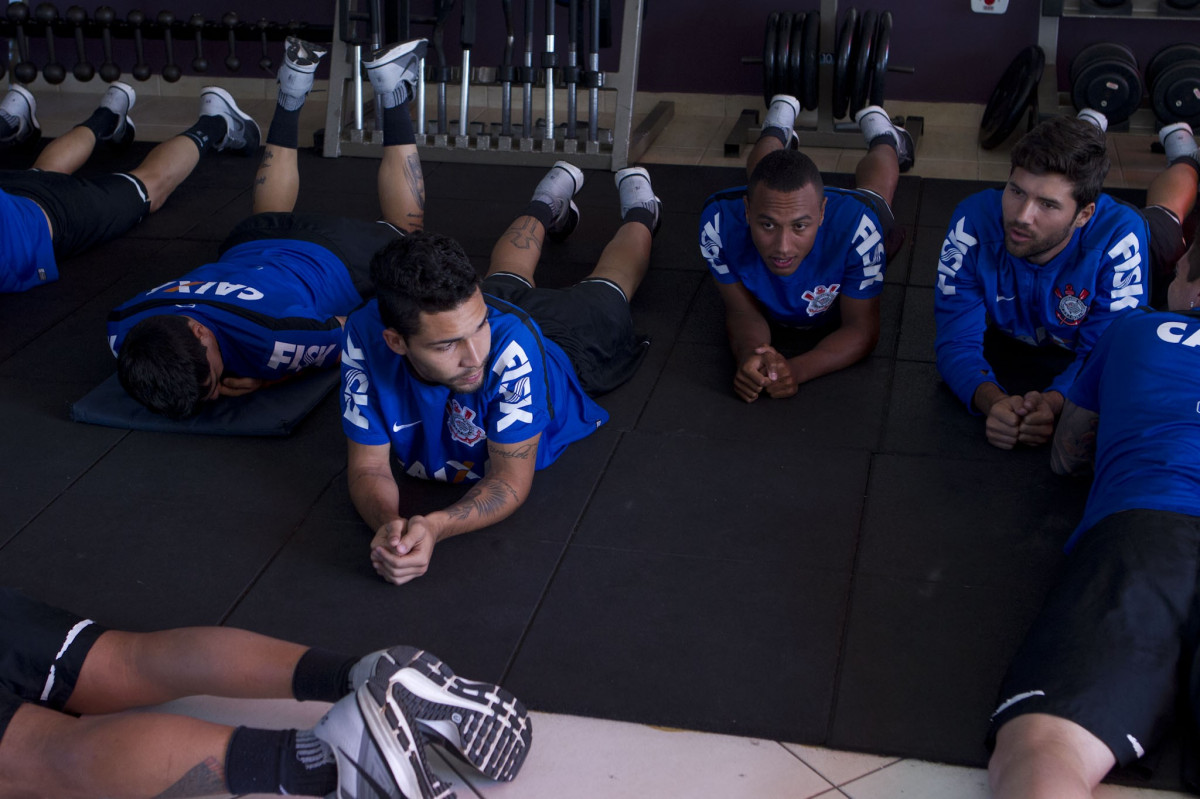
[405,154,425,212]
[503,217,543,252]
[490,442,535,460]
[152,757,226,799]
[447,479,519,521]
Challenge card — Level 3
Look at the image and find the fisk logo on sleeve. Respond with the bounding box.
[853,215,884,290]
[1107,232,1144,311]
[937,217,979,296]
[700,212,728,275]
[492,339,535,433]
[341,333,370,430]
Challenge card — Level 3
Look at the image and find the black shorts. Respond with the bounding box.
[483,273,649,395]
[1141,205,1187,306]
[0,169,150,258]
[0,589,106,744]
[219,213,405,299]
[988,509,1200,767]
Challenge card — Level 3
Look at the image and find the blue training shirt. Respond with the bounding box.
[0,188,56,293]
[340,295,607,482]
[1065,309,1200,547]
[698,186,887,327]
[934,188,1148,408]
[107,238,364,379]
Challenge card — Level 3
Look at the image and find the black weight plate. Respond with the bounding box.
[980,45,1045,150]
[833,7,858,119]
[802,10,819,110]
[870,10,892,108]
[1153,61,1200,125]
[789,12,806,102]
[775,11,794,98]
[1070,42,1136,86]
[1071,56,1143,123]
[851,9,877,116]
[1147,43,1200,91]
[763,10,779,106]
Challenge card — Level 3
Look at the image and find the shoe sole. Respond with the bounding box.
[200,86,262,155]
[358,680,457,799]
[897,125,915,173]
[548,200,580,242]
[376,647,533,782]
[365,38,429,69]
[284,36,329,71]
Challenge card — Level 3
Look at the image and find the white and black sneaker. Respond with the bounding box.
[355,646,532,783]
[1160,121,1198,165]
[532,160,584,241]
[855,104,914,173]
[0,85,40,146]
[763,94,800,148]
[364,38,429,109]
[277,36,329,110]
[316,684,456,799]
[97,81,136,144]
[198,86,261,155]
[615,166,662,235]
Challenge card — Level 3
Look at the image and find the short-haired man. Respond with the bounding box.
[986,245,1200,799]
[699,93,913,402]
[0,81,246,293]
[934,111,1199,449]
[0,587,530,798]
[341,162,659,585]
[108,38,427,418]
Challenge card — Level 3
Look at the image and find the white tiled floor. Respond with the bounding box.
[21,78,1187,796]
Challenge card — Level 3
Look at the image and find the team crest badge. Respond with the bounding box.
[802,283,841,316]
[1054,284,1091,325]
[447,399,486,446]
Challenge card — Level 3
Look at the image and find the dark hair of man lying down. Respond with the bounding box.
[118,314,210,419]
[1010,115,1110,211]
[370,231,481,338]
[747,148,825,202]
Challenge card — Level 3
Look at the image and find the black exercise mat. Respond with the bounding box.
[2,148,1185,792]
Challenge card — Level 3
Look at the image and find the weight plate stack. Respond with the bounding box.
[870,10,892,108]
[1070,42,1143,125]
[979,45,1045,150]
[833,7,858,119]
[849,8,878,117]
[1148,43,1200,124]
[801,10,819,110]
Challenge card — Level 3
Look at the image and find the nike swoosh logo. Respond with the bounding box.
[393,421,422,433]
[996,295,1016,302]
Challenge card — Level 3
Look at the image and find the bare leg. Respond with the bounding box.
[0,702,233,799]
[488,215,546,284]
[31,126,98,175]
[127,136,202,214]
[65,628,306,715]
[854,142,900,206]
[988,714,1115,799]
[747,134,785,180]
[252,144,300,214]
[379,143,424,232]
[1146,160,1199,224]
[587,221,653,300]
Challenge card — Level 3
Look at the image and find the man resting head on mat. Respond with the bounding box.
[109,37,427,419]
[341,160,660,585]
[934,110,1200,450]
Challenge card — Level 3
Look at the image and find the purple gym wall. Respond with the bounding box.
[12,0,1200,104]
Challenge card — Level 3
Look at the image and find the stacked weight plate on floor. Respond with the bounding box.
[833,7,892,119]
[1147,43,1200,125]
[1070,42,1143,125]
[760,9,819,110]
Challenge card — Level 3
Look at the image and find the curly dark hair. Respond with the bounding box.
[370,231,481,337]
[116,314,210,419]
[1011,116,1110,210]
[747,148,824,201]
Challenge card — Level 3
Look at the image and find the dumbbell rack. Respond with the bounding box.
[321,0,672,170]
[1036,0,1200,132]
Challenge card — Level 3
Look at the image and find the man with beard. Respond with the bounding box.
[934,111,1199,449]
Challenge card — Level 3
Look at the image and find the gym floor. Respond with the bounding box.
[6,80,1192,799]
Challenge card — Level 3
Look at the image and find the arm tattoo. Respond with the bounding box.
[152,757,226,799]
[446,479,519,521]
[503,217,543,252]
[490,442,535,460]
[405,154,425,212]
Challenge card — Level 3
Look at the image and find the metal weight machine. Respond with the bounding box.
[322,0,672,169]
